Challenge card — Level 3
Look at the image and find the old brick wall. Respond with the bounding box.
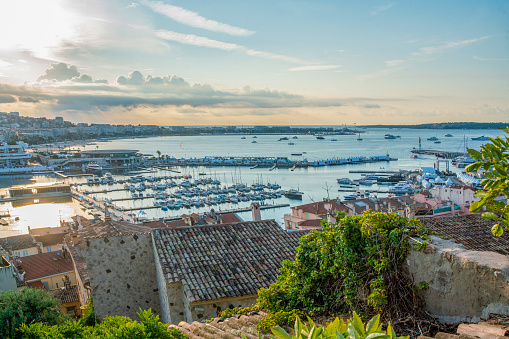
[85,233,161,320]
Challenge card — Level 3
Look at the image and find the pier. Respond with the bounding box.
[410,149,465,158]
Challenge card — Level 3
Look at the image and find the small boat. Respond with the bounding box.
[279,137,289,141]
[410,154,418,158]
[316,136,325,140]
[445,134,453,137]
[241,136,246,139]
[434,141,441,144]
[331,138,338,141]
[250,164,259,169]
[292,136,298,139]
[337,178,355,185]
[389,182,414,194]
[427,136,439,141]
[85,162,102,173]
[252,140,257,143]
[284,189,303,199]
[291,153,302,156]
[288,142,295,145]
[252,136,257,138]
[384,134,396,139]
[269,164,276,171]
[357,132,363,141]
[343,194,357,201]
[471,136,489,141]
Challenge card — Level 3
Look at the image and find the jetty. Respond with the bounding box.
[411,149,465,158]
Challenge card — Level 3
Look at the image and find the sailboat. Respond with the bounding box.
[357,132,363,141]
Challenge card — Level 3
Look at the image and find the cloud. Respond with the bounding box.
[0,95,17,103]
[412,36,492,57]
[370,2,396,16]
[473,55,509,61]
[72,74,93,83]
[18,96,39,103]
[0,59,12,69]
[127,2,139,8]
[146,1,254,36]
[385,59,406,67]
[364,104,381,108]
[288,65,342,71]
[37,62,80,81]
[156,30,307,64]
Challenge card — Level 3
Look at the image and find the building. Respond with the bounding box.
[0,234,39,258]
[18,250,75,290]
[0,256,17,292]
[80,149,142,168]
[80,219,305,324]
[283,199,348,230]
[49,276,81,317]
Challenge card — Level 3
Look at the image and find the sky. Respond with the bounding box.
[0,0,508,126]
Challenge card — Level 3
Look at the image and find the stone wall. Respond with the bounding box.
[152,235,171,324]
[406,236,509,323]
[184,293,258,323]
[85,233,161,320]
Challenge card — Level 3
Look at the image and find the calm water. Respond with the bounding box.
[0,127,503,234]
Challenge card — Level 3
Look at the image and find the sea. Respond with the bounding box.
[0,127,503,236]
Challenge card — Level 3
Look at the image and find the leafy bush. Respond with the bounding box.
[257,212,427,318]
[270,312,409,339]
[0,288,67,339]
[257,309,304,333]
[19,308,187,339]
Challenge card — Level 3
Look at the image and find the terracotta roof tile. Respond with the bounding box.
[423,214,509,255]
[28,280,46,289]
[0,234,37,252]
[219,213,242,224]
[50,285,79,303]
[153,220,303,303]
[34,233,65,247]
[21,251,74,281]
[294,200,349,215]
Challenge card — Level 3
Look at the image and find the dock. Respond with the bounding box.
[410,149,465,158]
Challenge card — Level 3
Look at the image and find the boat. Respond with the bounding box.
[434,141,441,144]
[357,132,363,141]
[337,178,355,185]
[427,137,439,141]
[316,136,325,140]
[85,162,102,173]
[410,154,418,158]
[250,164,259,169]
[388,182,414,194]
[292,136,298,139]
[343,194,358,201]
[0,141,47,174]
[471,136,489,141]
[445,134,453,137]
[269,164,276,171]
[288,142,295,145]
[252,136,257,138]
[279,137,289,141]
[454,156,476,168]
[241,136,246,139]
[377,174,404,184]
[331,138,338,141]
[357,179,376,186]
[291,153,303,156]
[252,140,257,143]
[284,189,303,199]
[384,134,396,139]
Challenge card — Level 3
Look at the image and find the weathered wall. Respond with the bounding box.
[0,266,17,292]
[85,233,161,320]
[406,236,509,323]
[184,293,258,323]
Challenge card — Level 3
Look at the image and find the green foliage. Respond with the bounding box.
[257,309,304,333]
[219,305,258,320]
[257,212,425,318]
[19,308,187,339]
[271,312,409,339]
[465,127,509,237]
[79,295,98,327]
[0,288,67,339]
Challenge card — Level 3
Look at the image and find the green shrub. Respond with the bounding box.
[19,308,187,339]
[219,305,259,320]
[257,309,304,333]
[270,312,409,339]
[257,212,427,318]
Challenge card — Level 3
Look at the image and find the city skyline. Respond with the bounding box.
[0,0,508,125]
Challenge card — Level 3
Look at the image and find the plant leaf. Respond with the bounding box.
[482,212,499,220]
[492,224,504,237]
[351,311,365,335]
[271,327,293,339]
[365,314,380,335]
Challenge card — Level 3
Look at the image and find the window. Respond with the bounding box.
[42,281,49,290]
[14,251,20,257]
[46,247,52,252]
[56,283,59,288]
[21,250,29,257]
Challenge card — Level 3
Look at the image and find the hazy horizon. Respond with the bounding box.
[0,1,508,126]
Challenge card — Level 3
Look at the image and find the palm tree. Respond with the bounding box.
[156,150,161,159]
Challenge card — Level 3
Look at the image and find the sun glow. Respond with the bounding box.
[0,0,82,59]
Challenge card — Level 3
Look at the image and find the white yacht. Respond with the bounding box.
[388,182,414,194]
[85,162,103,173]
[0,141,46,174]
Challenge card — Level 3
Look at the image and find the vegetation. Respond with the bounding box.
[466,127,509,236]
[269,312,408,339]
[0,288,68,339]
[20,309,187,339]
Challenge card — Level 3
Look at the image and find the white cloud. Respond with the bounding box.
[288,65,342,71]
[127,2,139,8]
[370,2,396,16]
[146,1,254,36]
[0,59,12,69]
[473,55,509,61]
[385,59,406,67]
[156,30,307,64]
[412,36,492,56]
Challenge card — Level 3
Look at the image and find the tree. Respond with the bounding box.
[0,288,67,339]
[156,150,161,159]
[466,127,509,237]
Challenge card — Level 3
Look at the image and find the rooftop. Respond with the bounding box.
[293,199,349,216]
[422,214,509,255]
[34,233,66,247]
[153,220,304,303]
[50,285,79,304]
[20,251,74,281]
[81,149,138,155]
[0,234,36,252]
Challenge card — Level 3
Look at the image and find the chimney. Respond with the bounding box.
[104,207,112,221]
[251,202,261,221]
[71,233,79,245]
[76,215,83,230]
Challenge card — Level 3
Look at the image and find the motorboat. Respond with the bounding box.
[445,134,453,137]
[284,189,303,199]
[388,182,414,194]
[343,194,358,201]
[316,136,325,140]
[337,178,355,185]
[384,134,396,139]
[85,162,102,173]
[471,136,489,141]
[427,137,439,141]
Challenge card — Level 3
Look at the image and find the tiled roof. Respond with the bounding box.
[422,214,509,255]
[153,220,303,303]
[34,233,65,247]
[21,251,74,281]
[293,199,348,215]
[50,285,79,304]
[142,220,167,229]
[219,213,242,224]
[298,219,323,228]
[65,220,152,284]
[0,234,37,252]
